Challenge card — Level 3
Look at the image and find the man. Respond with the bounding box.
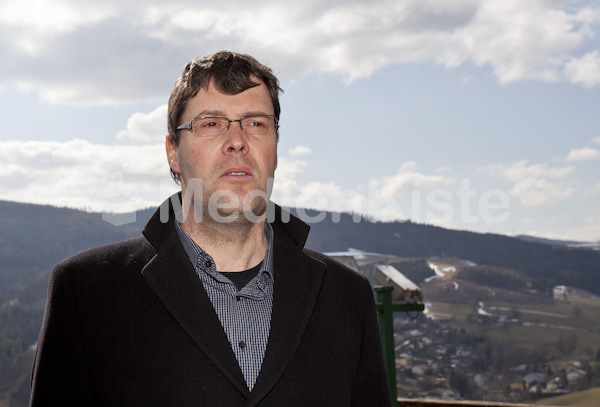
[30,51,389,406]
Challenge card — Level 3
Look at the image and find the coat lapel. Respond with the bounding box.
[248,213,326,406]
[140,200,249,397]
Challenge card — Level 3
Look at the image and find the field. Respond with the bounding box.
[535,386,600,406]
[425,277,600,364]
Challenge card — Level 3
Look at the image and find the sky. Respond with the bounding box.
[1,0,599,242]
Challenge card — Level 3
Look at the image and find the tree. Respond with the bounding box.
[449,367,472,398]
[556,333,578,355]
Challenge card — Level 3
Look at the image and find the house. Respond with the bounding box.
[524,372,545,387]
[508,381,525,397]
[442,388,460,400]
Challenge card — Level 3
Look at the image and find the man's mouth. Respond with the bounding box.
[221,167,253,177]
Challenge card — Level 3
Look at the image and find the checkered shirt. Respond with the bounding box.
[175,220,274,390]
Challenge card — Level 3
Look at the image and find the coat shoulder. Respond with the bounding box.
[54,236,154,275]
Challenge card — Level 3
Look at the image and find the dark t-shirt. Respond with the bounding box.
[220,262,262,291]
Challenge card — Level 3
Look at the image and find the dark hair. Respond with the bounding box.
[167,51,283,183]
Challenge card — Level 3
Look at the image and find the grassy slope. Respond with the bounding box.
[535,386,600,406]
[423,258,600,366]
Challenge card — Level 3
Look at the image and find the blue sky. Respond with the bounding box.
[1,0,599,242]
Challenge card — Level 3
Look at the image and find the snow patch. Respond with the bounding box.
[427,262,457,277]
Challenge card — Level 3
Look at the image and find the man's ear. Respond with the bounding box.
[165,136,180,173]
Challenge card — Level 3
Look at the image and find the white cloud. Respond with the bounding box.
[447,1,596,84]
[565,146,600,162]
[0,139,175,212]
[0,136,452,222]
[0,0,113,34]
[274,155,308,184]
[0,137,368,217]
[539,212,600,242]
[482,160,576,207]
[593,136,600,144]
[564,50,600,87]
[486,160,575,181]
[1,0,599,106]
[272,152,364,215]
[509,177,574,208]
[6,136,593,238]
[288,145,312,157]
[273,160,459,223]
[117,104,168,143]
[374,162,455,199]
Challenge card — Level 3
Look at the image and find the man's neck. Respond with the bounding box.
[180,215,268,272]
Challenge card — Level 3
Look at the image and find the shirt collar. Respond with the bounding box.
[174,219,275,279]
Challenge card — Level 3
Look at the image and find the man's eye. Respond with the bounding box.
[197,119,224,129]
[246,117,269,127]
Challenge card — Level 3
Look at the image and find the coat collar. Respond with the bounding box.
[142,193,311,252]
[140,194,325,403]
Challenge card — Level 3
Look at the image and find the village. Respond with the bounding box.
[353,259,600,404]
[388,302,599,403]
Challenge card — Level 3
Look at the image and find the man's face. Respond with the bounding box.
[166,80,278,223]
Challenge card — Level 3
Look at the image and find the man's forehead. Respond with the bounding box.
[186,79,273,115]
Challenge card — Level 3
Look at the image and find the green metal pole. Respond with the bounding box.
[374,286,397,407]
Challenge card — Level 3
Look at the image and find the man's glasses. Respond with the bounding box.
[177,115,278,138]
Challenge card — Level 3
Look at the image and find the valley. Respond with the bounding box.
[1,201,599,406]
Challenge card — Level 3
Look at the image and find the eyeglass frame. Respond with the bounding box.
[176,114,279,138]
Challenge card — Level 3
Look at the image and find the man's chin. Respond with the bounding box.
[208,205,268,225]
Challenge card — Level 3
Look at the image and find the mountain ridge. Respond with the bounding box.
[2,200,599,297]
[1,199,599,406]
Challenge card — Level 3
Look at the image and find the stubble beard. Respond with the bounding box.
[182,177,274,226]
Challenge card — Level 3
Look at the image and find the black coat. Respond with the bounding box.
[30,196,389,406]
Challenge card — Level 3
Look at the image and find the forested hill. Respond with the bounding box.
[0,200,140,271]
[1,199,598,300]
[1,202,134,307]
[2,200,599,298]
[294,209,600,296]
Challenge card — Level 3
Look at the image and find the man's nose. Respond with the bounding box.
[223,120,248,153]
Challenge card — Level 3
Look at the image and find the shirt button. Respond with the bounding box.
[205,260,212,268]
[239,341,246,349]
